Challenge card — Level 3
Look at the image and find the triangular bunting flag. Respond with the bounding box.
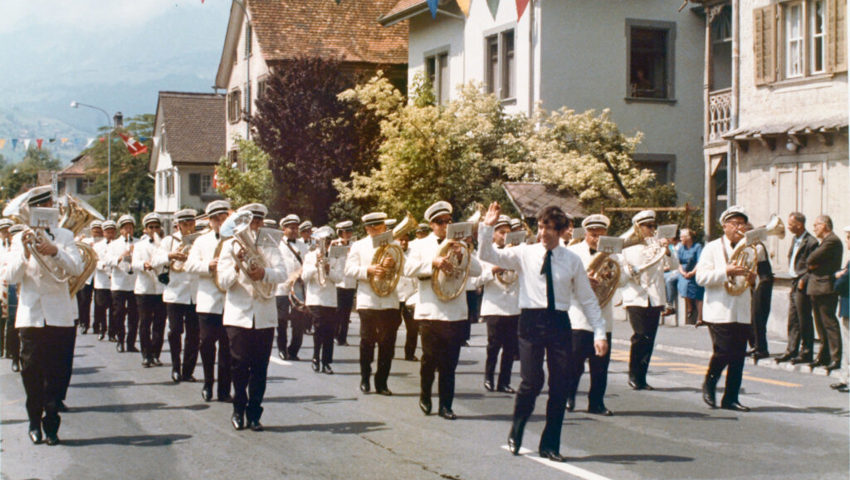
[11,139,18,150]
[516,0,530,20]
[487,0,499,18]
[0,139,5,149]
[86,138,95,148]
[118,133,149,157]
[99,137,105,143]
[61,138,69,144]
[23,139,31,150]
[48,138,56,143]
[427,0,439,18]
[36,139,43,149]
[456,0,471,17]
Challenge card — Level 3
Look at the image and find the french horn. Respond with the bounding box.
[369,212,417,297]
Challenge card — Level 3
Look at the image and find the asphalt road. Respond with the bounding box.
[1,318,848,480]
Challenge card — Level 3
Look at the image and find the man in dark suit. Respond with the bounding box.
[806,215,843,372]
[776,212,820,364]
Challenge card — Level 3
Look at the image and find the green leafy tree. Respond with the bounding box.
[0,148,62,202]
[214,137,273,209]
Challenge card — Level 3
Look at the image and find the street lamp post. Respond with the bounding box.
[70,101,122,216]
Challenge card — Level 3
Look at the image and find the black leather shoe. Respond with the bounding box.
[321,364,334,374]
[566,397,575,412]
[404,355,418,361]
[643,383,655,391]
[311,359,320,372]
[824,361,841,374]
[98,332,105,341]
[171,370,181,383]
[289,355,300,361]
[247,420,264,432]
[231,412,245,430]
[360,379,370,393]
[11,359,20,373]
[830,382,848,390]
[56,400,69,412]
[790,355,813,365]
[151,358,163,367]
[539,450,567,462]
[45,434,60,446]
[497,385,516,394]
[376,388,393,396]
[28,428,42,444]
[837,384,850,393]
[419,397,432,415]
[775,352,796,363]
[483,379,494,392]
[721,401,750,412]
[438,407,457,420]
[142,358,152,368]
[201,387,213,402]
[278,351,287,361]
[80,326,88,335]
[508,418,527,455]
[627,379,641,390]
[182,375,197,383]
[751,351,770,363]
[127,346,140,353]
[702,378,717,408]
[587,405,613,416]
[217,394,233,403]
[116,343,125,353]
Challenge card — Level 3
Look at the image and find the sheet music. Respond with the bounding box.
[447,222,473,240]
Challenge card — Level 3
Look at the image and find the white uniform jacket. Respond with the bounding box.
[132,235,164,295]
[217,234,289,329]
[567,241,623,333]
[695,236,752,324]
[80,236,96,285]
[275,238,307,297]
[404,233,482,322]
[302,249,344,307]
[3,228,83,328]
[92,238,112,290]
[332,239,358,290]
[396,251,417,305]
[153,233,198,305]
[478,224,605,340]
[106,235,137,292]
[619,243,667,308]
[183,230,224,315]
[477,256,521,317]
[344,235,399,310]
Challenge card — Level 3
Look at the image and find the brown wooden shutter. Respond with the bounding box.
[827,0,848,73]
[754,4,777,85]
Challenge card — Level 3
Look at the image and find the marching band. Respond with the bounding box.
[0,183,782,458]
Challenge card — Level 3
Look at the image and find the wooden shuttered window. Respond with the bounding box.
[827,0,848,72]
[754,4,778,85]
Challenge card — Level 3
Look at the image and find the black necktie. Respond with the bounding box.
[590,248,597,255]
[288,239,296,244]
[215,232,220,240]
[541,250,555,311]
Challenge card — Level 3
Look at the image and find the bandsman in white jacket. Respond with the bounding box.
[75,220,101,335]
[695,206,755,412]
[332,220,357,345]
[301,226,345,374]
[276,214,309,360]
[106,215,139,353]
[2,185,83,445]
[217,203,289,431]
[92,220,116,341]
[132,213,167,367]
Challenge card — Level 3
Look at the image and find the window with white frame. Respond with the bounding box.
[425,50,450,104]
[810,0,826,73]
[484,28,515,101]
[227,89,241,124]
[785,2,805,78]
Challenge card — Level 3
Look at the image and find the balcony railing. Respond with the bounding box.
[708,88,732,143]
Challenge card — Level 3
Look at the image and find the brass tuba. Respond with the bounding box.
[725,216,784,296]
[224,210,275,300]
[620,225,669,284]
[369,212,417,297]
[313,226,334,287]
[59,195,104,297]
[586,249,621,308]
[431,221,474,302]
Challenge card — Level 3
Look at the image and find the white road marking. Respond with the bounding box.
[501,446,614,480]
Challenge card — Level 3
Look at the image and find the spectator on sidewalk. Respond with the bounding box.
[663,233,680,317]
[830,226,849,393]
[806,215,843,372]
[677,229,704,325]
[776,212,819,365]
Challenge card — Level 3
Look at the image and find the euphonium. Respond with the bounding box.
[59,195,104,296]
[226,210,275,300]
[169,233,199,273]
[369,212,417,297]
[6,201,77,287]
[313,227,334,287]
[620,225,668,283]
[586,250,621,308]
[725,230,758,296]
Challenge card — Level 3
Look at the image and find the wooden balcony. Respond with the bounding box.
[707,88,732,143]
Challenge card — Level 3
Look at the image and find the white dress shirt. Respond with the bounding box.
[183,230,224,315]
[92,238,112,290]
[132,235,164,295]
[153,233,198,305]
[301,249,344,307]
[478,224,605,340]
[106,235,137,292]
[275,237,307,297]
[695,236,752,324]
[619,243,667,308]
[567,241,622,333]
[344,235,399,310]
[477,256,521,317]
[404,233,482,322]
[3,228,83,328]
[217,233,290,329]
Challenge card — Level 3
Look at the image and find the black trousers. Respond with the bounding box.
[310,306,338,366]
[75,284,93,330]
[706,323,750,405]
[226,326,274,422]
[93,288,111,336]
[785,283,814,357]
[749,280,773,353]
[419,320,465,410]
[627,306,663,386]
[400,303,418,359]
[137,294,167,360]
[276,296,305,357]
[111,290,138,348]
[166,303,200,377]
[567,331,612,410]
[3,284,18,360]
[60,327,77,402]
[513,309,572,453]
[811,293,842,364]
[335,288,356,344]
[464,290,482,340]
[483,315,518,389]
[359,309,401,390]
[199,313,231,399]
[19,326,75,435]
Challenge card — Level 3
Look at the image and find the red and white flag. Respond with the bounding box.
[118,133,149,157]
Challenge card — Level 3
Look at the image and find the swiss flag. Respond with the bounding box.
[118,133,149,157]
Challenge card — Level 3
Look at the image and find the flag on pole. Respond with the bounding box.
[118,133,149,157]
[427,0,439,18]
[456,0,471,16]
[516,0,530,20]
